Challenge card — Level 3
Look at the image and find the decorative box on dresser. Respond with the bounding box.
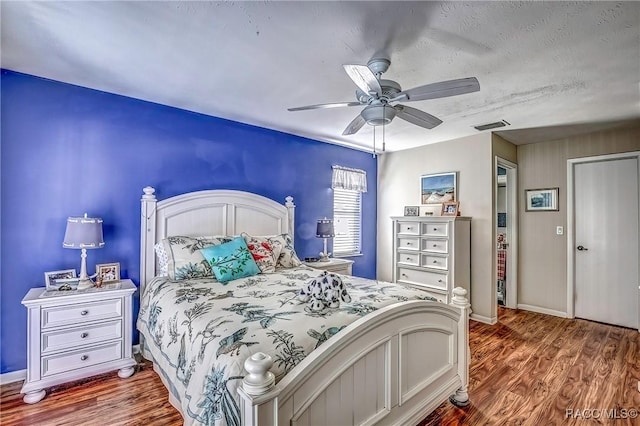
[20,279,137,403]
[392,216,471,303]
[304,257,354,275]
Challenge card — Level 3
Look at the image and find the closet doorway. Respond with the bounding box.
[495,158,518,310]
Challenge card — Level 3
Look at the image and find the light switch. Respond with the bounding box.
[556,226,564,235]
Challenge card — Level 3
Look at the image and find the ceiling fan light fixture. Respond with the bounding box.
[361,105,396,126]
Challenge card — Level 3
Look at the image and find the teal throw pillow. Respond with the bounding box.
[200,237,260,283]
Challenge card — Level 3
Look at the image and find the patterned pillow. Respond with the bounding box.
[242,233,277,273]
[240,233,301,269]
[160,236,232,280]
[200,237,261,283]
[266,234,302,268]
[153,242,169,277]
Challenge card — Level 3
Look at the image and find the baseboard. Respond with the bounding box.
[517,304,567,318]
[0,369,26,385]
[470,313,497,325]
[1,345,142,386]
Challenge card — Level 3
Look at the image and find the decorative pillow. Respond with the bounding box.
[264,234,301,268]
[200,237,261,283]
[153,242,169,277]
[242,233,277,273]
[161,236,233,280]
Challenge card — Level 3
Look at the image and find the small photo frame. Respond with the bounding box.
[404,206,420,216]
[96,262,121,283]
[525,188,559,211]
[44,269,77,291]
[441,201,460,216]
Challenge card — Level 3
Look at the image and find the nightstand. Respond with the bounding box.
[20,279,137,404]
[304,258,354,275]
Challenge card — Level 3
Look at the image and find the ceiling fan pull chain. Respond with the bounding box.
[372,125,377,158]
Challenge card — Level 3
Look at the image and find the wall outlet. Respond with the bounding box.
[556,226,564,235]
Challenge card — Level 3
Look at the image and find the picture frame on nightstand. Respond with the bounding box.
[44,269,77,291]
[96,262,120,282]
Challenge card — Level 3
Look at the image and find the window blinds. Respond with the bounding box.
[331,166,366,256]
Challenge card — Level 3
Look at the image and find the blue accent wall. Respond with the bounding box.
[0,70,377,374]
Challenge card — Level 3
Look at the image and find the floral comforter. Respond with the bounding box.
[137,265,437,426]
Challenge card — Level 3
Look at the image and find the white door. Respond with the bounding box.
[574,157,639,328]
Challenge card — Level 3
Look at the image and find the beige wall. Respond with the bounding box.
[517,126,640,313]
[377,133,494,320]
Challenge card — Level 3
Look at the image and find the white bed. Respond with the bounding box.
[138,186,470,426]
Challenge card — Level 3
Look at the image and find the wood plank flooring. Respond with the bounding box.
[1,308,638,425]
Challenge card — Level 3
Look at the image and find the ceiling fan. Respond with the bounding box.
[288,57,480,136]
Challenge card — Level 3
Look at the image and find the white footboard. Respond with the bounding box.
[238,288,470,426]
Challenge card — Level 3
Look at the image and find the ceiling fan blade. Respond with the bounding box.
[395,105,443,129]
[343,64,382,96]
[342,114,367,136]
[395,77,480,102]
[288,101,362,112]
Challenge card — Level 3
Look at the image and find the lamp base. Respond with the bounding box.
[318,252,330,262]
[77,278,94,290]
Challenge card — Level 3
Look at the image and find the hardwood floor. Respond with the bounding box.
[1,308,638,425]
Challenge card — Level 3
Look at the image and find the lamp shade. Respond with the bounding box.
[63,215,105,249]
[316,219,335,238]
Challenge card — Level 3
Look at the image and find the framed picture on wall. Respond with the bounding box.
[525,188,559,211]
[421,172,457,204]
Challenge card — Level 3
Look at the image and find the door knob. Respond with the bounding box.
[577,245,588,251]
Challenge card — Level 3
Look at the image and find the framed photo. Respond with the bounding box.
[44,269,77,291]
[96,262,121,283]
[421,172,457,204]
[441,201,460,216]
[404,206,420,216]
[525,188,559,211]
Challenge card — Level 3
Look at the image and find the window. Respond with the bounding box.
[333,188,362,256]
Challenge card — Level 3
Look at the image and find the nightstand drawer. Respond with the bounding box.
[421,254,448,270]
[397,267,448,290]
[41,341,123,377]
[41,299,122,329]
[42,320,122,354]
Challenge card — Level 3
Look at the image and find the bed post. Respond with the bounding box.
[237,352,278,425]
[140,186,157,296]
[285,196,295,243]
[449,287,471,407]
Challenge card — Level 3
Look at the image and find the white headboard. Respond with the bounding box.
[140,186,295,293]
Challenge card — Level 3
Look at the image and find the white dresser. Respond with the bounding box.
[20,279,137,403]
[392,216,471,303]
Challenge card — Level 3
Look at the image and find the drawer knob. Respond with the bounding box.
[438,279,444,283]
[80,310,89,316]
[406,227,411,230]
[433,260,438,264]
[406,257,411,261]
[81,332,89,338]
[401,273,407,277]
[80,355,88,361]
[406,242,411,245]
[433,244,437,247]
[433,228,437,231]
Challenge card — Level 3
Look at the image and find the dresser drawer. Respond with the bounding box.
[417,288,448,304]
[421,254,448,270]
[41,341,123,377]
[422,222,448,237]
[42,320,122,354]
[397,268,448,291]
[397,252,420,266]
[41,299,122,329]
[397,237,420,251]
[421,238,448,254]
[397,221,420,235]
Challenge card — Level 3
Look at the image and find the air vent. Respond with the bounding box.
[474,120,510,131]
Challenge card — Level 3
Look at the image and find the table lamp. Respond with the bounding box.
[63,213,104,290]
[316,218,334,262]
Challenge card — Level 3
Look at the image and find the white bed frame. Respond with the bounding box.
[140,186,470,426]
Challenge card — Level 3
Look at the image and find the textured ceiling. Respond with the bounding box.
[2,1,639,152]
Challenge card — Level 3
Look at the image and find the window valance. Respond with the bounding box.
[332,165,367,193]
